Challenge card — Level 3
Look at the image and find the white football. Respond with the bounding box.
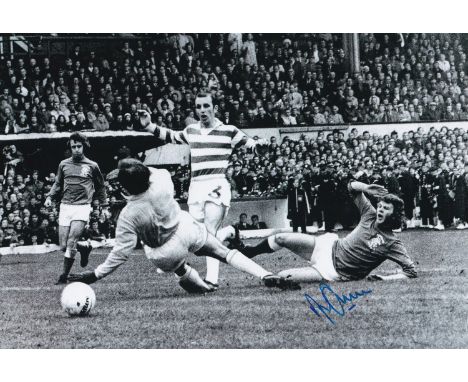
[61,282,96,317]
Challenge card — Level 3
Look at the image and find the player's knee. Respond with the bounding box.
[151,257,185,273]
[66,238,78,249]
[59,243,67,252]
[205,220,222,235]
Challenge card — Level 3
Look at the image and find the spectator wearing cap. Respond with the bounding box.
[103,103,114,123]
[92,111,110,131]
[397,104,411,122]
[122,113,134,130]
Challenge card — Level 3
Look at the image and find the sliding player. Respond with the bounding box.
[242,180,418,282]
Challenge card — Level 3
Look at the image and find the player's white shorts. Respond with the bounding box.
[58,203,92,226]
[187,177,231,221]
[144,210,208,272]
[309,233,343,281]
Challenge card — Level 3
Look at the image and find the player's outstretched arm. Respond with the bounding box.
[349,180,388,198]
[138,109,189,146]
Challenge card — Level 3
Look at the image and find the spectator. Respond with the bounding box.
[92,111,110,131]
[287,177,312,233]
[328,105,345,124]
[248,214,267,230]
[281,109,297,126]
[235,213,250,231]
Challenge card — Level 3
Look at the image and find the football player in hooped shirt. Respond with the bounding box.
[242,180,418,282]
[138,92,269,290]
[45,132,107,284]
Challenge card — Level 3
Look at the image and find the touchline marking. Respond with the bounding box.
[0,286,56,291]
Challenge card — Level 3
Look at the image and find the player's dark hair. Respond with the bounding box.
[117,158,150,195]
[379,193,405,230]
[195,92,218,107]
[67,132,90,150]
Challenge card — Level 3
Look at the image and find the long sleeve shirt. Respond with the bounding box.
[333,192,417,280]
[152,118,257,181]
[47,157,107,205]
[95,169,180,279]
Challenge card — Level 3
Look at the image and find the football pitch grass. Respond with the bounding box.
[0,230,467,349]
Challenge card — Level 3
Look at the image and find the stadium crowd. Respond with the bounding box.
[192,124,468,232]
[1,33,468,134]
[2,33,468,248]
[1,123,468,248]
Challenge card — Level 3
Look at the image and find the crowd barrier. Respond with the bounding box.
[144,120,468,165]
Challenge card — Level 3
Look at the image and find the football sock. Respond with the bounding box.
[62,257,75,276]
[177,265,205,285]
[243,236,277,258]
[205,257,220,285]
[216,225,235,242]
[174,262,189,277]
[226,249,270,279]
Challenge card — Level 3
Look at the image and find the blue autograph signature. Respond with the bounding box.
[304,283,372,325]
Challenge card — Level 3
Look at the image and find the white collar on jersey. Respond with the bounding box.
[199,118,223,135]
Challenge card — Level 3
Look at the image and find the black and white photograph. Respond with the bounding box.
[0,1,466,381]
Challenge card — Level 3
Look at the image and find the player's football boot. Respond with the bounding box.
[179,277,215,294]
[178,266,216,294]
[203,279,219,291]
[55,273,68,285]
[262,274,301,290]
[77,242,92,268]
